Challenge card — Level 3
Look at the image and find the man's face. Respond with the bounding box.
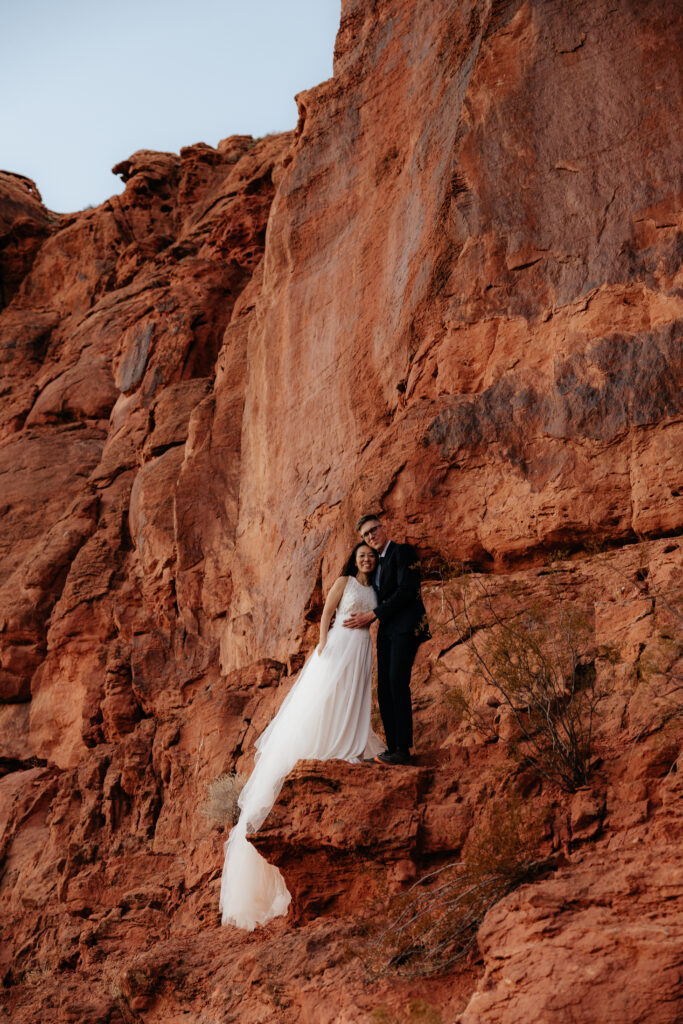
[359,519,388,551]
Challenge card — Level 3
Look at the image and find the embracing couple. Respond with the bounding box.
[219,514,430,930]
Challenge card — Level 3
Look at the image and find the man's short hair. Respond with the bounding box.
[356,513,382,533]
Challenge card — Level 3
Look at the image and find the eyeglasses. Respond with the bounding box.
[361,525,382,539]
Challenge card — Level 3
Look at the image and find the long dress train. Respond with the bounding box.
[219,576,383,930]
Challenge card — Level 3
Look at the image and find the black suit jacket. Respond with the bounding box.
[373,541,430,642]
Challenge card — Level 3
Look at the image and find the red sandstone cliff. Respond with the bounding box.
[1,1,682,1022]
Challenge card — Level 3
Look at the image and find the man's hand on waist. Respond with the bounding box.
[344,611,376,629]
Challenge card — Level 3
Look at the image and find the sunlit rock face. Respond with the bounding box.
[1,1,681,1022]
[224,0,682,670]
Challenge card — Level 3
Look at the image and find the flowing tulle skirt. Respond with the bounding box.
[219,621,383,930]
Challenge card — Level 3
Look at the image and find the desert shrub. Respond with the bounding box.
[442,567,610,791]
[367,796,548,977]
[201,772,247,826]
[444,685,468,726]
[22,964,53,986]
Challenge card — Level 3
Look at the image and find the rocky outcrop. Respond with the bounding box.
[0,172,55,309]
[460,806,683,1024]
[0,1,681,1022]
[224,0,683,669]
[0,132,291,767]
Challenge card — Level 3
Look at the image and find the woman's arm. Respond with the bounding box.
[317,576,348,653]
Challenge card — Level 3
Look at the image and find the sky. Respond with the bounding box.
[1,0,341,213]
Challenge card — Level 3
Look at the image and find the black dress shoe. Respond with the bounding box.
[374,749,412,766]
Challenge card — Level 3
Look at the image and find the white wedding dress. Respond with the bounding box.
[219,576,384,930]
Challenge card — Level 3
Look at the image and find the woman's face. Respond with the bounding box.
[356,545,377,574]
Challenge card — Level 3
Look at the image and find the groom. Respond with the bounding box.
[345,514,430,765]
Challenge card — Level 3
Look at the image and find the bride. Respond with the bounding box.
[219,542,384,930]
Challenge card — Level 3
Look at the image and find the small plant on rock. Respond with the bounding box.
[201,771,247,826]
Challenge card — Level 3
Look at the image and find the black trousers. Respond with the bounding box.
[376,630,420,752]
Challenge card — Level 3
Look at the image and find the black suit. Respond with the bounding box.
[373,541,430,752]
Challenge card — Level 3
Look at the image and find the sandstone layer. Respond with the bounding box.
[1,1,682,1022]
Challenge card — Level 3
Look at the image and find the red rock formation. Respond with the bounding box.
[0,172,55,309]
[1,0,682,1021]
[219,0,683,672]
[459,808,683,1024]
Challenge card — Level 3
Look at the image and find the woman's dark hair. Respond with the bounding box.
[340,542,377,578]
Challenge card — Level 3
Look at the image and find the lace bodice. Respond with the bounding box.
[335,575,377,625]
